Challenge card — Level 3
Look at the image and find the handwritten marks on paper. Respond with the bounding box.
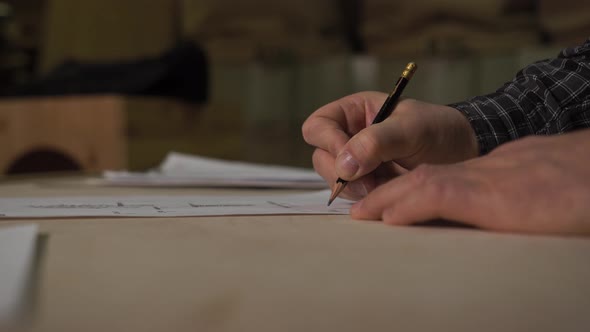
[0,190,352,219]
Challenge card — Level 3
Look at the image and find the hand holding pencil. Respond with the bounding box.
[303,42,590,235]
[328,62,417,205]
[302,62,479,203]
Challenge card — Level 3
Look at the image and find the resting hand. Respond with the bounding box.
[302,92,478,200]
[351,130,590,235]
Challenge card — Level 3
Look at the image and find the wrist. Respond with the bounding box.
[444,105,480,160]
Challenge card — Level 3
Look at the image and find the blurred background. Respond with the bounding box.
[0,0,588,175]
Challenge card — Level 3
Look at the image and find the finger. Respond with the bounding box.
[351,164,489,228]
[344,163,406,201]
[313,147,405,187]
[335,116,420,181]
[302,92,387,156]
[313,148,376,200]
[374,162,407,186]
[303,115,350,156]
[350,165,421,220]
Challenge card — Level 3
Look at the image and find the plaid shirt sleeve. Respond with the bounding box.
[450,38,590,155]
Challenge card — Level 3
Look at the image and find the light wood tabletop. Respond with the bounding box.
[1,176,589,332]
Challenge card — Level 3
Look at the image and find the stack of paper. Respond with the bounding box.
[104,152,327,189]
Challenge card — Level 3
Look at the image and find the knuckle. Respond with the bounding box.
[534,158,561,178]
[311,149,326,170]
[311,149,332,181]
[302,117,346,155]
[301,117,317,143]
[410,164,454,204]
[424,177,450,203]
[327,134,343,156]
[311,148,322,165]
[409,164,437,185]
[520,135,546,145]
[492,135,545,155]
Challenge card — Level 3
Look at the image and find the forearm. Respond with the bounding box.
[450,39,590,155]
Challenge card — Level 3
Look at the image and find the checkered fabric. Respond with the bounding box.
[450,38,590,155]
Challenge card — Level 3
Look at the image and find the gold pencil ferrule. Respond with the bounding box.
[401,62,417,80]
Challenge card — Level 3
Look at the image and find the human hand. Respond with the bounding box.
[302,92,479,200]
[351,130,590,235]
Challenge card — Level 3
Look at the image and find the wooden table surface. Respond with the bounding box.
[1,176,589,332]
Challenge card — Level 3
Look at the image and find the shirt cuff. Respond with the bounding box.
[448,101,498,155]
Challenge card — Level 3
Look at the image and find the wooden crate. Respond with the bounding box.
[0,95,126,174]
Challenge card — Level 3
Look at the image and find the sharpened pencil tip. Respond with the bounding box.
[327,197,335,206]
[327,189,338,206]
[327,179,347,206]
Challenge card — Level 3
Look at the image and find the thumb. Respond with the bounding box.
[334,119,417,180]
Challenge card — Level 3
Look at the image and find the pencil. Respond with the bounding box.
[328,62,418,206]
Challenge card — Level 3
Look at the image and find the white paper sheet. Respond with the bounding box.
[104,152,327,189]
[0,190,352,218]
[0,224,38,323]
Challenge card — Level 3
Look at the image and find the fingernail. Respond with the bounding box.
[336,151,360,178]
[348,181,368,198]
